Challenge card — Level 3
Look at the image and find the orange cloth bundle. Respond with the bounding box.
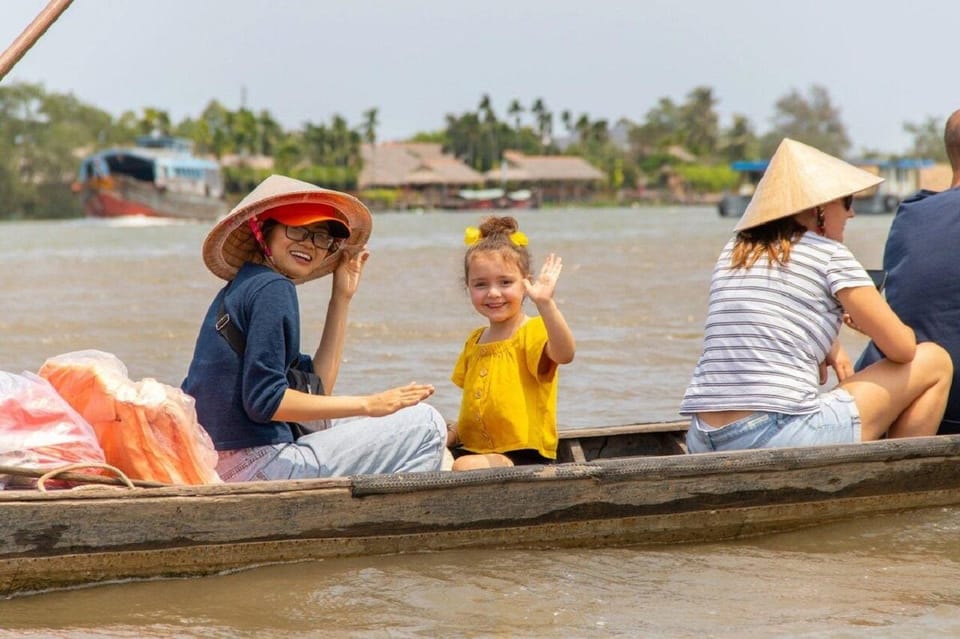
[39,350,221,485]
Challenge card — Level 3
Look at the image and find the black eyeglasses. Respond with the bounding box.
[284,225,342,251]
[842,195,854,211]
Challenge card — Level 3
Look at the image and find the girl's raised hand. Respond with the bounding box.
[524,253,562,305]
[333,245,370,299]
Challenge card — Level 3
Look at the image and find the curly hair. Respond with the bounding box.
[463,216,531,282]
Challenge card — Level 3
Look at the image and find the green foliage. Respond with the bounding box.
[903,116,948,162]
[0,80,929,218]
[441,96,561,172]
[359,188,401,210]
[408,130,447,144]
[0,82,117,218]
[222,165,274,196]
[761,84,849,157]
[673,164,739,194]
[289,165,358,191]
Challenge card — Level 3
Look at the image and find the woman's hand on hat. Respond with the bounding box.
[333,245,370,299]
[364,382,435,417]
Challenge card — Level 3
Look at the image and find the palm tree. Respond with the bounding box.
[361,107,379,187]
[330,114,351,167]
[231,108,258,156]
[575,113,590,145]
[139,107,171,137]
[361,107,379,146]
[200,100,230,159]
[680,86,719,158]
[561,110,573,136]
[256,109,283,156]
[477,94,496,124]
[475,94,499,169]
[531,98,552,151]
[719,114,757,163]
[507,99,524,131]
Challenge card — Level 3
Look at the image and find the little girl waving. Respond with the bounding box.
[448,216,576,471]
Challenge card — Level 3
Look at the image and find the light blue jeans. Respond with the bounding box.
[215,403,447,481]
[685,389,862,453]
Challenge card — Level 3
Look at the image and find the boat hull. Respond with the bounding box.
[79,176,226,221]
[4,426,960,597]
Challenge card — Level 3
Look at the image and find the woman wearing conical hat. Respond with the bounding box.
[680,139,952,453]
[182,175,449,480]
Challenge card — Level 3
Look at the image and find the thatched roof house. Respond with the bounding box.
[359,143,483,190]
[484,151,605,202]
[486,151,604,183]
[219,154,275,171]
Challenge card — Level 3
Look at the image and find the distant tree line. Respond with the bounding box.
[0,81,949,219]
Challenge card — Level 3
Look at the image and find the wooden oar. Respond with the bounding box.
[0,463,168,490]
[0,0,74,82]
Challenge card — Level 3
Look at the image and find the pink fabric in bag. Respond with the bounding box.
[0,371,106,488]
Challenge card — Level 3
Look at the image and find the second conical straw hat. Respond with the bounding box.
[735,138,884,231]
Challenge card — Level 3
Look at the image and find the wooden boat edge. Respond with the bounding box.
[5,423,960,597]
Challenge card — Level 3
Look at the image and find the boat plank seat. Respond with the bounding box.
[557,420,688,463]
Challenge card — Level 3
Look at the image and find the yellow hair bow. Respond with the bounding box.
[464,226,481,246]
[509,231,528,247]
[463,226,528,247]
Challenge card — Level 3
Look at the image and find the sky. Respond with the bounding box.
[2,0,957,155]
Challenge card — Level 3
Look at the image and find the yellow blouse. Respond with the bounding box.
[452,316,558,459]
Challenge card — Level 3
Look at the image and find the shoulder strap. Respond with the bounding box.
[215,282,302,372]
[215,294,247,356]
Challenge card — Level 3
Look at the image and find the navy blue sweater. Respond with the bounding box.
[856,187,960,434]
[183,262,313,449]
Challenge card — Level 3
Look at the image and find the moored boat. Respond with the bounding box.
[4,421,960,598]
[717,160,767,218]
[444,187,535,210]
[72,135,227,221]
[848,157,936,214]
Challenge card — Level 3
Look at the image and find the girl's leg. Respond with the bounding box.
[451,453,514,471]
[839,342,952,440]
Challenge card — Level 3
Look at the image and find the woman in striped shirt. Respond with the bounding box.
[681,139,952,453]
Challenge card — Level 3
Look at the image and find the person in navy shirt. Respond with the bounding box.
[183,175,449,481]
[856,109,960,434]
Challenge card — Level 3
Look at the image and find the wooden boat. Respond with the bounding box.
[444,187,534,210]
[5,420,960,598]
[72,135,227,221]
[717,160,766,218]
[848,157,936,214]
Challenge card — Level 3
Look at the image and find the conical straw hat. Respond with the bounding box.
[202,175,372,284]
[735,138,884,231]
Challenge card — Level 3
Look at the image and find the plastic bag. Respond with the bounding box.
[39,350,221,485]
[0,371,106,488]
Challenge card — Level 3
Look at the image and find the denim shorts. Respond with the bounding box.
[685,389,862,453]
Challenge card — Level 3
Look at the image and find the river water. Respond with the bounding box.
[1,207,959,637]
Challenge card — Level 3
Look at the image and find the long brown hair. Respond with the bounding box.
[730,216,808,269]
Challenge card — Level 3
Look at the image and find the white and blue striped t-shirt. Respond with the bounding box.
[680,232,874,416]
